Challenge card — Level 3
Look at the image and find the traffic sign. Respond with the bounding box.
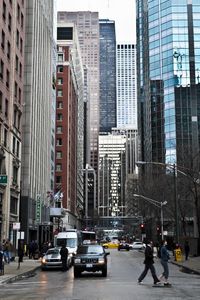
[0,175,7,184]
[36,194,41,223]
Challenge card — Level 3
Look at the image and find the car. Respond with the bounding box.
[118,241,130,251]
[73,244,110,277]
[129,241,146,250]
[41,247,72,270]
[102,240,119,249]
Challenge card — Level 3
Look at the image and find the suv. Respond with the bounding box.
[73,244,110,277]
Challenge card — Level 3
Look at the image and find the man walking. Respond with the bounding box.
[159,240,171,285]
[138,240,161,285]
[60,244,68,271]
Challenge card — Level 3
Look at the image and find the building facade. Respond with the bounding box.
[0,0,26,244]
[99,19,116,133]
[20,0,54,244]
[137,0,200,239]
[117,44,137,129]
[57,11,100,172]
[55,23,84,229]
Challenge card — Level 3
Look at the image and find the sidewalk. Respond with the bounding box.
[170,255,200,275]
[0,257,41,284]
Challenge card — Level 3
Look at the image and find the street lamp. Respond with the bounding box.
[133,193,167,240]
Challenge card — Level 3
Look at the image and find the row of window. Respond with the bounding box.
[0,90,21,129]
[0,124,20,157]
[3,0,24,31]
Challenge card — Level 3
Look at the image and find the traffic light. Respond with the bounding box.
[140,224,145,234]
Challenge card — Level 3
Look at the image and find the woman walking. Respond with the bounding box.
[159,240,171,285]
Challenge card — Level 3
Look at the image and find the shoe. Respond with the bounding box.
[158,274,163,281]
[164,282,171,286]
[138,280,143,284]
[154,281,161,285]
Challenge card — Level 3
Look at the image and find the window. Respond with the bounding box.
[0,91,2,112]
[6,70,9,88]
[20,38,23,53]
[21,13,24,29]
[8,14,12,32]
[57,78,63,85]
[12,136,16,154]
[10,197,18,215]
[14,82,18,98]
[57,89,63,97]
[3,1,6,21]
[17,114,21,130]
[16,140,20,157]
[19,63,22,78]
[13,109,17,127]
[1,30,5,50]
[13,166,18,185]
[56,151,62,159]
[57,113,63,121]
[16,30,19,47]
[19,88,21,103]
[57,27,73,40]
[56,138,62,146]
[57,101,63,109]
[56,176,62,183]
[0,60,4,79]
[56,164,62,171]
[57,54,64,62]
[4,128,7,147]
[57,126,62,133]
[57,65,63,73]
[7,41,10,59]
[17,4,20,22]
[5,99,8,118]
[15,55,19,71]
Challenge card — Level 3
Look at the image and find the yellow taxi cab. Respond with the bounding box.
[102,240,119,249]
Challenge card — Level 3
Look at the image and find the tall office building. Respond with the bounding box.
[137,0,200,169]
[117,44,137,129]
[57,11,100,172]
[0,0,26,243]
[55,23,84,229]
[20,0,54,244]
[99,19,116,133]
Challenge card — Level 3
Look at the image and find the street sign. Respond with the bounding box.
[0,175,7,184]
[36,194,41,223]
[13,222,20,230]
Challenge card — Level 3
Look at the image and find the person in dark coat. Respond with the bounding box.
[184,241,190,261]
[60,244,68,271]
[138,240,161,285]
[158,240,170,285]
[17,243,24,270]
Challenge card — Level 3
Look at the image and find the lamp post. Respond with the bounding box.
[133,193,167,240]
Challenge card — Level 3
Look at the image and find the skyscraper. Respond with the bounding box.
[99,19,116,133]
[117,44,137,129]
[57,11,100,172]
[20,0,55,243]
[137,0,200,169]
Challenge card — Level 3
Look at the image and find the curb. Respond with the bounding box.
[170,261,200,276]
[0,266,41,284]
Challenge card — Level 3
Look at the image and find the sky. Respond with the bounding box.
[56,0,136,43]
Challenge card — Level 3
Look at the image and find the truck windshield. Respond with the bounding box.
[57,238,77,248]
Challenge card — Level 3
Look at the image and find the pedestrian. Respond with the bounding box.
[4,240,11,263]
[159,240,170,285]
[184,240,190,261]
[17,242,24,270]
[138,240,161,285]
[60,244,68,271]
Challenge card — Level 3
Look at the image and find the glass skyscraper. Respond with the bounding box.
[137,0,200,170]
[99,19,116,133]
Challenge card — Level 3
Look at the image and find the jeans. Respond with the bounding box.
[138,263,159,283]
[161,260,169,279]
[4,251,10,263]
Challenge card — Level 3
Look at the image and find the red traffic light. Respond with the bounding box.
[140,224,144,228]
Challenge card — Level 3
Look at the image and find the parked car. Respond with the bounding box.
[73,244,110,277]
[129,241,146,250]
[41,247,72,270]
[118,241,130,251]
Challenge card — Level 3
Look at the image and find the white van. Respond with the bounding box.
[56,230,80,257]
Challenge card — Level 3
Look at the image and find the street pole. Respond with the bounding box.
[161,203,164,240]
[173,164,179,244]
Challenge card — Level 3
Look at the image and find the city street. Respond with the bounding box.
[0,249,199,300]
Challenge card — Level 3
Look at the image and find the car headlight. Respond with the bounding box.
[98,258,105,264]
[68,253,73,258]
[74,258,81,264]
[42,258,46,264]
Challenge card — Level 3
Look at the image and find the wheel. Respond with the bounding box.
[102,267,107,277]
[126,248,130,251]
[118,247,120,251]
[74,268,81,278]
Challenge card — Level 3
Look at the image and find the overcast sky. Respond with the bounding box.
[56,0,136,43]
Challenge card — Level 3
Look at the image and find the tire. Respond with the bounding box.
[127,248,130,251]
[102,267,107,277]
[74,268,81,278]
[118,248,120,251]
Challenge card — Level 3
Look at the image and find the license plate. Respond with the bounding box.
[86,264,93,268]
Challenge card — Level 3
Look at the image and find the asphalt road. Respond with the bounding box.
[0,249,199,300]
